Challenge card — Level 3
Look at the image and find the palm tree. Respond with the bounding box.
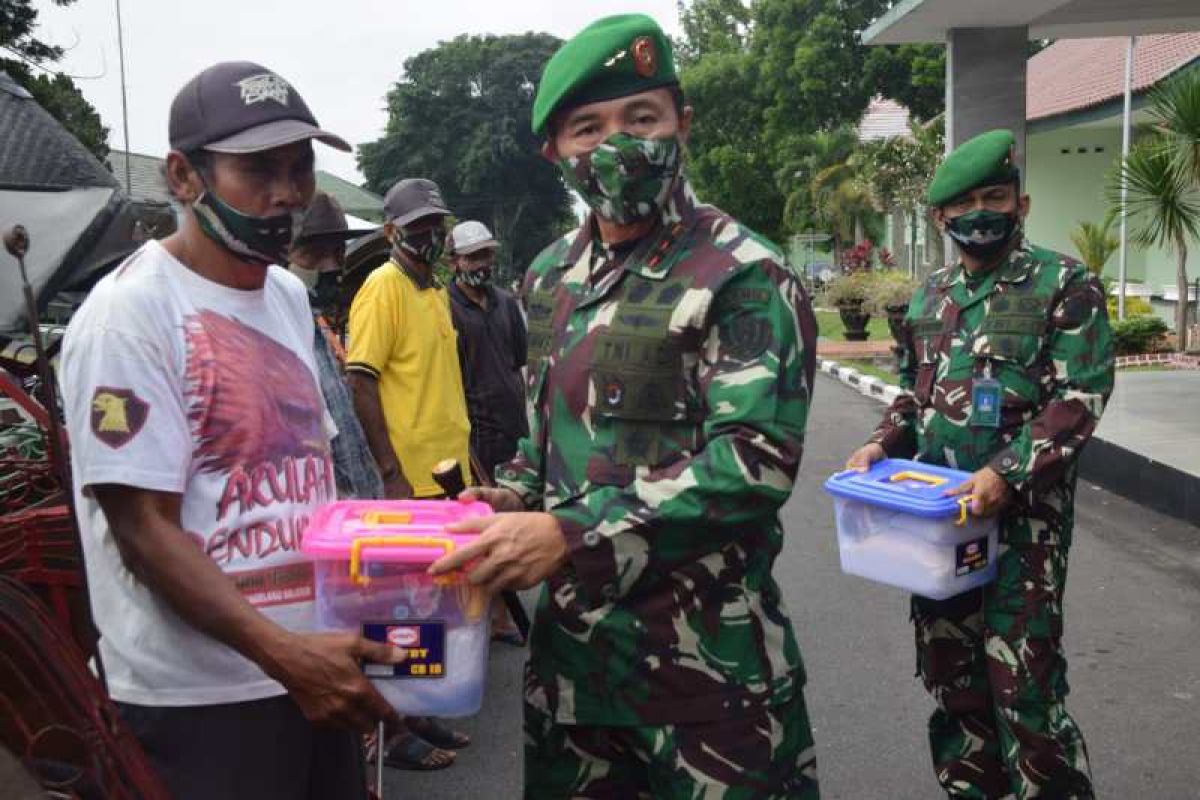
[1114,142,1200,350]
[781,126,860,263]
[1150,68,1200,185]
[809,159,876,258]
[1069,211,1120,276]
[1113,71,1200,351]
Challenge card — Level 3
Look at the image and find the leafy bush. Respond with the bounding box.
[865,269,920,314]
[823,271,875,307]
[1106,294,1154,319]
[1111,316,1169,355]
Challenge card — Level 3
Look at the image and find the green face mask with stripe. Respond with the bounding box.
[558,133,681,225]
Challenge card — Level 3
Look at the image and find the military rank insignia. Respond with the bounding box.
[632,36,657,77]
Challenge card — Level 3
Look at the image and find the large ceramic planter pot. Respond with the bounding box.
[837,300,871,342]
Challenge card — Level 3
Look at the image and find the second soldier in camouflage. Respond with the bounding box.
[848,129,1114,800]
[432,14,820,799]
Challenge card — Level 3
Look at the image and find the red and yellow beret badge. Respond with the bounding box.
[632,36,657,77]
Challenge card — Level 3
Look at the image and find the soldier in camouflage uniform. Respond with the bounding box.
[431,14,820,799]
[848,130,1114,799]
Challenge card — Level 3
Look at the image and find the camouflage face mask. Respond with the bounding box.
[946,209,1020,260]
[193,184,300,266]
[558,133,681,225]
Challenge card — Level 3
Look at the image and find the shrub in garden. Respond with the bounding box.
[1111,316,1169,355]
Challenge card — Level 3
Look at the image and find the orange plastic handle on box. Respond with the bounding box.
[889,470,949,487]
[362,510,413,526]
[349,535,455,587]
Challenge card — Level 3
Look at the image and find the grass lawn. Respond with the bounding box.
[814,309,891,342]
[840,358,901,385]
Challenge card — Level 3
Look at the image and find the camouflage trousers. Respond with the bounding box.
[523,692,819,799]
[912,542,1093,799]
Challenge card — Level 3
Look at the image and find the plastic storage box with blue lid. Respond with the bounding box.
[824,459,999,600]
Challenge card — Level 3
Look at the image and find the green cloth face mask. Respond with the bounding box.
[192,183,300,266]
[946,209,1019,260]
[558,133,681,225]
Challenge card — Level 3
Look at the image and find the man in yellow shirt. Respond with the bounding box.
[346,178,472,500]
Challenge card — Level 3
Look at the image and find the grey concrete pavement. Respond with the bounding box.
[1096,370,1200,478]
[385,373,1200,799]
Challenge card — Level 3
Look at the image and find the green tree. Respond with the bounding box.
[682,49,786,241]
[674,0,751,66]
[358,33,574,281]
[676,0,946,245]
[1,0,111,162]
[863,44,945,122]
[1112,70,1200,351]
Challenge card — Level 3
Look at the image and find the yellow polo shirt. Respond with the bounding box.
[347,261,471,497]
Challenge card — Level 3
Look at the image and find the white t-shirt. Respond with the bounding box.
[62,240,336,706]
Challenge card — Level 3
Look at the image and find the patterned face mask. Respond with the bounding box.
[558,133,681,225]
[192,183,300,266]
[459,266,492,288]
[397,230,445,266]
[946,209,1020,260]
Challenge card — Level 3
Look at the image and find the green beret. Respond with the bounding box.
[927,129,1019,207]
[532,14,678,136]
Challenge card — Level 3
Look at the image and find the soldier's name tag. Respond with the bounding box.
[970,377,1002,428]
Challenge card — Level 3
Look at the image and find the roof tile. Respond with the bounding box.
[1028,33,1200,122]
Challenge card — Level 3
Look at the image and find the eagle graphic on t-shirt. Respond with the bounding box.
[183,310,326,473]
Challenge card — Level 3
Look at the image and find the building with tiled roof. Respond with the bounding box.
[1028,33,1200,123]
[858,97,912,142]
[1024,34,1200,305]
[106,150,172,204]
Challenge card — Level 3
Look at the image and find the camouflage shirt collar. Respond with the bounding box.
[936,238,1037,290]
[562,177,699,281]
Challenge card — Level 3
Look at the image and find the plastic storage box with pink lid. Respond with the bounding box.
[301,499,493,717]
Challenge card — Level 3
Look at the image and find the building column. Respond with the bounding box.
[945,27,1028,172]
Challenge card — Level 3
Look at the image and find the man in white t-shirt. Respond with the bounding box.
[61,61,401,800]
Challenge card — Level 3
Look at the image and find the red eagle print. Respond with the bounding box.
[184,310,325,473]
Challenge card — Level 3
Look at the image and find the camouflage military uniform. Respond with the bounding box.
[496,178,820,799]
[869,241,1114,799]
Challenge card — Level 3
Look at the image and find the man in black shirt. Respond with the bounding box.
[446,221,529,482]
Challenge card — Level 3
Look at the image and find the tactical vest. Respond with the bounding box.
[523,217,750,485]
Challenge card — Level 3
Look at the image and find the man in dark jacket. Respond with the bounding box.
[445,220,529,483]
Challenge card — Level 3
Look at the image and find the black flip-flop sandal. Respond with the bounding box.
[406,716,471,750]
[382,732,456,771]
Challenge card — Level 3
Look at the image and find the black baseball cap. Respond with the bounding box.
[384,178,451,227]
[169,61,350,154]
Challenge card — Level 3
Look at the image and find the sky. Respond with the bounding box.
[30,0,684,185]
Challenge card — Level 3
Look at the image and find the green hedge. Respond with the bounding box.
[1111,316,1169,355]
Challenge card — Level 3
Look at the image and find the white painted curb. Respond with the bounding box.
[817,357,902,405]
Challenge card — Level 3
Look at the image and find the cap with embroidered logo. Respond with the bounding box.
[169,61,350,154]
[531,14,677,136]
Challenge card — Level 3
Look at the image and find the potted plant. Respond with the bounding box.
[825,270,874,341]
[866,269,921,346]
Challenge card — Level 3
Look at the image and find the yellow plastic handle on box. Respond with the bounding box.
[349,535,455,587]
[362,510,413,526]
[889,471,949,487]
[956,496,971,526]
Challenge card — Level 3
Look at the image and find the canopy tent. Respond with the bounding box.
[0,72,161,334]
